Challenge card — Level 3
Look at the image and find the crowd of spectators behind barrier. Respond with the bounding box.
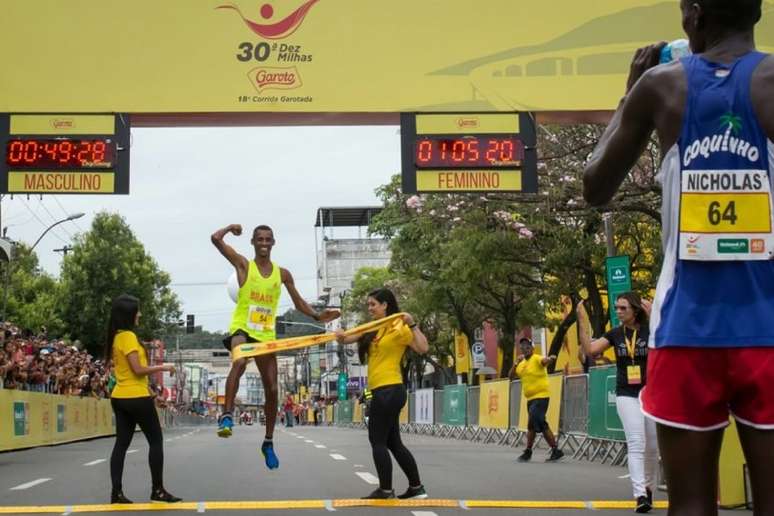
[0,324,110,397]
[0,322,170,406]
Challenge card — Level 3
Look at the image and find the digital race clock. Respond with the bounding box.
[414,136,524,168]
[401,112,537,194]
[0,114,130,194]
[6,139,115,169]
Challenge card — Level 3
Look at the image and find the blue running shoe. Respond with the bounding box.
[217,414,233,438]
[261,441,279,469]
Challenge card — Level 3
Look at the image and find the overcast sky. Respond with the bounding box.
[2,126,401,333]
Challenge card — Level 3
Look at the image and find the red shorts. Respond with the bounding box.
[641,347,774,431]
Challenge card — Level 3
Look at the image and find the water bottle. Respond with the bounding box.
[660,39,691,64]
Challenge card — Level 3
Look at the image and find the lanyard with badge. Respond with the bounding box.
[624,329,642,385]
[679,167,774,260]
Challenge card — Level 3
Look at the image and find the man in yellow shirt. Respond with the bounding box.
[510,338,563,463]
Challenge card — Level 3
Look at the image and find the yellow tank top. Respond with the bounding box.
[229,261,281,342]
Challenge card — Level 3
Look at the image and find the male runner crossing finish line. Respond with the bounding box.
[211,224,340,469]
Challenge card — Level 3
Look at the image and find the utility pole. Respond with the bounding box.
[53,245,73,256]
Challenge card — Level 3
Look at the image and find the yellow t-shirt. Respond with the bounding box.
[111,330,151,399]
[515,354,550,401]
[367,320,413,390]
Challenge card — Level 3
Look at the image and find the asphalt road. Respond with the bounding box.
[0,423,739,516]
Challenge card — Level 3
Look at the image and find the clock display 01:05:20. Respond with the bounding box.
[414,136,524,168]
[5,138,115,169]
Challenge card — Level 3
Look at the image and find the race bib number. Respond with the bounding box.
[626,365,642,385]
[247,305,274,332]
[679,170,774,260]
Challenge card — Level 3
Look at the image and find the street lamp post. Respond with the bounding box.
[1,212,85,321]
[30,213,85,252]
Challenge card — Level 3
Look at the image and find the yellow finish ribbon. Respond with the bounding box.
[231,313,407,361]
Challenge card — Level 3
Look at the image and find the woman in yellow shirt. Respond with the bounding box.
[105,294,181,505]
[335,288,429,500]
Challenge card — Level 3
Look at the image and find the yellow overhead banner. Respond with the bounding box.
[6,1,772,113]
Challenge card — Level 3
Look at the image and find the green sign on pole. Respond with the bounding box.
[337,372,348,401]
[606,255,632,327]
[442,385,467,426]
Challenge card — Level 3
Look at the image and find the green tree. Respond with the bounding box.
[369,123,664,378]
[0,244,65,335]
[57,212,181,355]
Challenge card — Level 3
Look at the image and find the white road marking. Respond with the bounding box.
[353,464,364,467]
[296,435,305,439]
[127,449,138,454]
[304,440,314,443]
[10,478,51,490]
[165,438,173,442]
[355,472,379,485]
[315,444,327,449]
[618,474,631,479]
[330,454,347,461]
[412,512,438,516]
[83,459,106,466]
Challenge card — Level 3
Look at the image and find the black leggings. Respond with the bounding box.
[368,384,421,490]
[110,397,164,492]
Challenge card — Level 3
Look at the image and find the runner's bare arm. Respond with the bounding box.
[281,268,341,323]
[583,44,664,206]
[211,224,249,283]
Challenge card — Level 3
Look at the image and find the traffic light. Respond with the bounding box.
[186,314,195,334]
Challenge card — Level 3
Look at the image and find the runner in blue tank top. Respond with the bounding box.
[583,1,773,515]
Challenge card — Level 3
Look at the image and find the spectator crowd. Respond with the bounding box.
[0,324,110,398]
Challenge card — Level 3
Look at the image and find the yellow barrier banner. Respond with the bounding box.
[454,331,470,376]
[353,400,362,423]
[518,374,563,432]
[0,390,115,451]
[9,1,770,113]
[232,313,406,361]
[326,405,333,423]
[478,379,510,429]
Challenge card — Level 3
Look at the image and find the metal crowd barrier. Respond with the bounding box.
[330,372,628,469]
[467,386,480,427]
[559,374,589,454]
